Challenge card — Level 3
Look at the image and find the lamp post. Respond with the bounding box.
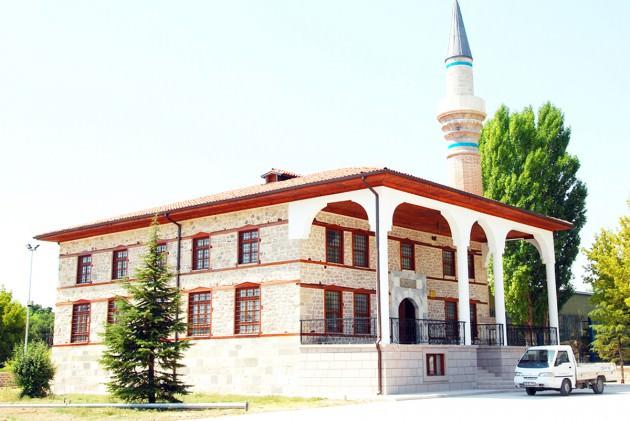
[24,243,39,353]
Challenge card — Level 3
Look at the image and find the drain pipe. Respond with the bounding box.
[164,213,182,377]
[361,176,383,395]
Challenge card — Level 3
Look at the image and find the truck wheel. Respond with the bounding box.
[526,388,537,396]
[593,376,605,394]
[560,379,572,396]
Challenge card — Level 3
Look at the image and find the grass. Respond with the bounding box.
[0,388,348,420]
[0,366,10,373]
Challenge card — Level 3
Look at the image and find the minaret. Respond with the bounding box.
[437,0,486,195]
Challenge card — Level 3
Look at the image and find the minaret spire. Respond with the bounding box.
[437,0,486,196]
[446,0,472,61]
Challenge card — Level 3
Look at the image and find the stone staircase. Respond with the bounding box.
[476,367,515,390]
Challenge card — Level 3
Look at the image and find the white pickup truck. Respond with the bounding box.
[514,345,615,396]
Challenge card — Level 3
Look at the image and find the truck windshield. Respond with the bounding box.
[518,350,553,368]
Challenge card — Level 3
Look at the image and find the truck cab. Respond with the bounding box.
[514,345,614,396]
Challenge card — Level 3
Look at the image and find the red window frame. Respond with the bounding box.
[107,298,119,324]
[426,353,445,376]
[192,236,210,270]
[188,291,212,336]
[76,254,92,284]
[71,303,90,343]
[352,232,369,268]
[353,292,371,335]
[468,252,475,279]
[156,242,168,268]
[400,241,415,271]
[325,228,343,264]
[238,229,259,264]
[325,289,343,333]
[235,285,261,335]
[112,249,128,280]
[442,249,456,277]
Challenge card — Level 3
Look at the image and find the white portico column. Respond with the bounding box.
[376,195,396,345]
[545,261,560,344]
[491,250,508,346]
[455,244,472,345]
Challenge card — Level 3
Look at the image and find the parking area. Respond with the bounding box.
[214,385,630,421]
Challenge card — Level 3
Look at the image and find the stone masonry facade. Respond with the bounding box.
[52,203,496,396]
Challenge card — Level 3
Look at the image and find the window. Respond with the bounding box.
[426,353,445,376]
[442,249,456,277]
[238,230,259,264]
[192,237,210,270]
[326,228,343,264]
[156,243,167,268]
[352,233,369,267]
[107,299,119,324]
[401,241,415,271]
[468,252,475,279]
[188,292,212,336]
[235,286,260,334]
[77,255,92,284]
[71,303,90,343]
[112,249,128,279]
[555,351,570,366]
[325,290,343,333]
[445,301,458,321]
[354,293,371,335]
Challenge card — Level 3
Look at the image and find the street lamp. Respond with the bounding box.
[24,243,39,353]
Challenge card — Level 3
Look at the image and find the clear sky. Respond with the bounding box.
[0,1,628,308]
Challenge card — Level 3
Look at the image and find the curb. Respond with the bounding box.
[379,388,517,401]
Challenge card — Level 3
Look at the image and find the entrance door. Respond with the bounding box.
[398,299,417,344]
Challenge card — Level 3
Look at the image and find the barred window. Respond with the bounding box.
[426,353,445,376]
[401,241,415,271]
[235,286,260,334]
[325,290,343,333]
[107,299,119,324]
[156,243,167,268]
[326,228,343,264]
[354,293,371,335]
[192,237,210,270]
[77,255,92,284]
[443,249,456,277]
[352,233,369,268]
[238,230,259,264]
[188,292,212,336]
[112,249,128,279]
[468,252,475,279]
[71,303,90,343]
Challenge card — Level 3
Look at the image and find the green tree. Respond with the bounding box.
[0,288,26,366]
[100,219,190,403]
[28,305,54,346]
[10,341,56,397]
[583,215,630,383]
[480,103,587,325]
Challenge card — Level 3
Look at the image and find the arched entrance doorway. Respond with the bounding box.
[398,298,417,344]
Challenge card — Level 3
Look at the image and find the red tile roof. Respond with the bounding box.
[35,166,572,242]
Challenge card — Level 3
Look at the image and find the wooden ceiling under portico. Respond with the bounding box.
[321,201,532,243]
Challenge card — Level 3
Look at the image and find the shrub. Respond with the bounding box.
[10,342,55,397]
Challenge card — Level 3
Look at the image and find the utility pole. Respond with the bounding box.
[24,243,39,353]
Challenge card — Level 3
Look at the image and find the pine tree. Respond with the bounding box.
[584,214,630,383]
[479,103,587,325]
[100,218,190,402]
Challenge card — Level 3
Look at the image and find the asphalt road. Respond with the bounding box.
[215,385,630,421]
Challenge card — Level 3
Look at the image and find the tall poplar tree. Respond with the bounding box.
[100,218,190,403]
[479,103,587,325]
[583,213,630,383]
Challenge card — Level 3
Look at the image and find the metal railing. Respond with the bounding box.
[506,325,558,346]
[390,318,465,345]
[471,323,504,346]
[300,318,376,344]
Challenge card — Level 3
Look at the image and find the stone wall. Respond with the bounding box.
[477,345,526,380]
[0,372,15,388]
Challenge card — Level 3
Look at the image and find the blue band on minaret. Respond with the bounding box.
[448,142,478,149]
[445,61,473,69]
